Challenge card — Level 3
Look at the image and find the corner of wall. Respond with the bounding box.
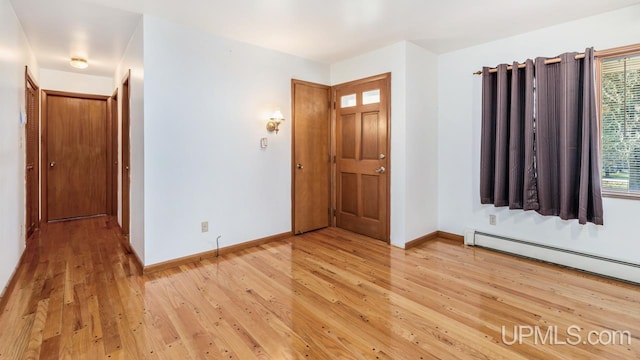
[115,14,145,265]
[402,42,439,242]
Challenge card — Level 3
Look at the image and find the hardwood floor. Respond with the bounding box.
[1,217,639,359]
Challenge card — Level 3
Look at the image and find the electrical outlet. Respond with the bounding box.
[201,221,209,233]
[489,214,497,225]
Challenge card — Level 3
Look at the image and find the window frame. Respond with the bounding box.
[596,43,640,200]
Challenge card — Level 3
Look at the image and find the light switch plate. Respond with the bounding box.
[260,137,268,148]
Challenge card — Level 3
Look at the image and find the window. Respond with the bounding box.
[341,94,356,108]
[362,89,380,105]
[599,48,640,198]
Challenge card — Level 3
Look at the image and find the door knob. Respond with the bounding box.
[296,163,304,169]
[49,161,56,168]
[375,166,386,174]
[379,153,386,159]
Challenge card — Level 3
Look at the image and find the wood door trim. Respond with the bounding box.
[332,73,392,91]
[41,90,109,101]
[25,66,39,89]
[121,70,131,236]
[331,72,391,242]
[106,96,114,216]
[25,66,40,240]
[41,91,49,223]
[291,79,332,234]
[41,90,110,222]
[109,88,119,216]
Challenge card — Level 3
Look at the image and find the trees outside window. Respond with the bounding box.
[600,52,640,195]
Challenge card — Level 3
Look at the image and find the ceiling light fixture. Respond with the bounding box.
[70,57,88,69]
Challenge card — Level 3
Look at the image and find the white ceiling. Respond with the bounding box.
[10,0,640,77]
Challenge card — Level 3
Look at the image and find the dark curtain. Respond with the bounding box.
[578,49,604,225]
[480,48,604,225]
[480,60,535,209]
[535,56,562,216]
[521,60,539,211]
[480,66,497,204]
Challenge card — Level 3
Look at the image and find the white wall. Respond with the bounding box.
[39,69,113,95]
[115,18,145,262]
[0,0,38,294]
[405,42,439,242]
[331,41,439,247]
[438,5,640,264]
[142,16,329,265]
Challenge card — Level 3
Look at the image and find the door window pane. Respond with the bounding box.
[362,89,380,105]
[341,94,356,108]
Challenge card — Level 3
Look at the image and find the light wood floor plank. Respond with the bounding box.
[1,217,639,359]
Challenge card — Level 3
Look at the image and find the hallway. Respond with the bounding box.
[0,218,140,358]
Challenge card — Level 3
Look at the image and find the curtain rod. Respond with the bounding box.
[472,44,640,75]
[472,54,587,75]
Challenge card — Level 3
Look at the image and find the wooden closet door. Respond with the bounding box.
[292,80,331,234]
[45,92,108,221]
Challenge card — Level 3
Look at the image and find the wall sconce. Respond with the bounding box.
[70,57,89,69]
[266,110,285,134]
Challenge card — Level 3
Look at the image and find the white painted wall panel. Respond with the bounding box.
[405,42,439,242]
[142,16,329,265]
[115,18,145,262]
[39,69,113,95]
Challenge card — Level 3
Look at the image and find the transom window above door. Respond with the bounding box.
[340,89,381,108]
[362,89,380,105]
[341,94,356,108]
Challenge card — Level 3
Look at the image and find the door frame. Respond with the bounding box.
[121,70,131,236]
[41,90,111,222]
[25,66,40,239]
[330,73,391,242]
[108,89,119,216]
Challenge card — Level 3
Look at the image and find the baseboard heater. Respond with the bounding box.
[464,230,640,285]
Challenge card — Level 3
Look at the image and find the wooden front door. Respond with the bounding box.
[25,68,39,238]
[334,74,390,241]
[43,91,109,221]
[292,80,331,234]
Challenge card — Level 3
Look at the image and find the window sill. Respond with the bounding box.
[602,190,640,200]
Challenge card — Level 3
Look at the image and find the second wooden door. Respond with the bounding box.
[334,74,390,241]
